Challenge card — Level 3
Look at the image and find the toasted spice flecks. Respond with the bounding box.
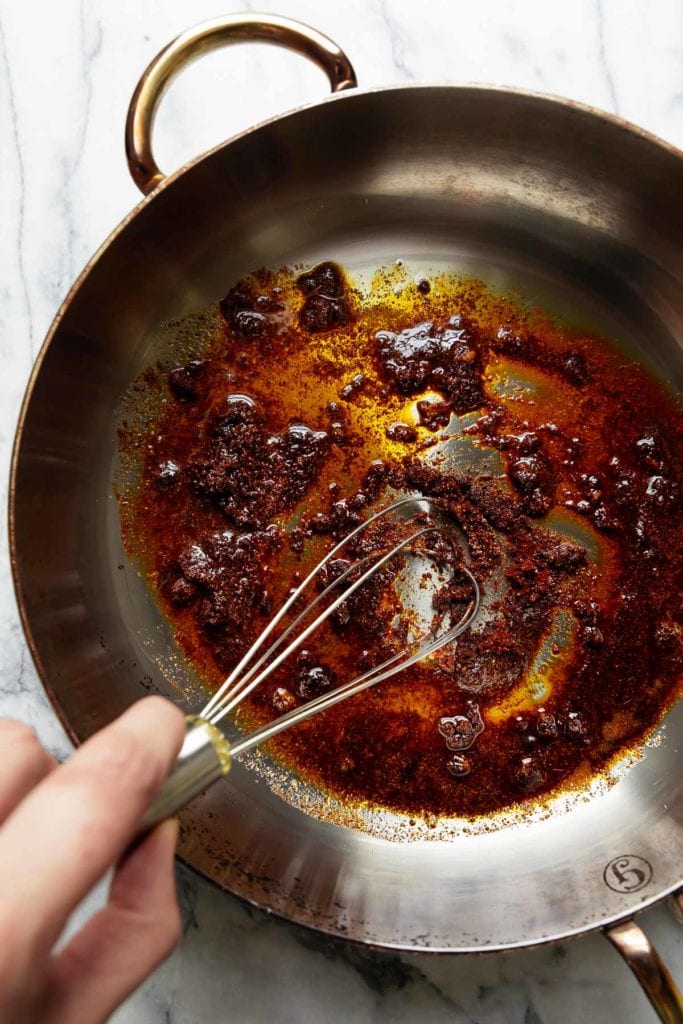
[118,262,682,822]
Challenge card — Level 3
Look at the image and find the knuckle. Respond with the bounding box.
[134,696,186,744]
[73,813,121,867]
[142,902,182,961]
[83,729,165,801]
[0,718,39,748]
[159,903,182,953]
[0,719,54,770]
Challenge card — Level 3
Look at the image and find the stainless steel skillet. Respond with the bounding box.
[9,14,682,1021]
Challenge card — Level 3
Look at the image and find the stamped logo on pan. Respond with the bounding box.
[603,855,653,893]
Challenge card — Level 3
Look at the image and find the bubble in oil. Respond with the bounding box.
[438,703,484,751]
[536,710,558,739]
[447,753,472,777]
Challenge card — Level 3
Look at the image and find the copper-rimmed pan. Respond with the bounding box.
[9,15,682,1021]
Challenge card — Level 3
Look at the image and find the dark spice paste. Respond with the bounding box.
[119,262,683,819]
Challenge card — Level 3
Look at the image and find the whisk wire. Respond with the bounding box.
[201,495,433,720]
[208,525,438,719]
[226,566,480,754]
[140,498,481,832]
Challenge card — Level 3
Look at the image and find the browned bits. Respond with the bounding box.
[561,350,590,387]
[219,282,281,343]
[515,430,541,455]
[541,542,587,573]
[467,478,519,533]
[300,294,350,333]
[439,716,475,751]
[375,315,484,412]
[167,576,197,608]
[416,398,451,430]
[234,310,267,340]
[645,474,679,511]
[297,261,351,333]
[156,460,180,490]
[565,711,590,742]
[188,404,330,530]
[219,283,255,326]
[272,687,297,715]
[122,260,683,823]
[514,757,545,792]
[634,434,661,469]
[325,401,347,445]
[385,421,417,443]
[362,460,388,501]
[580,625,604,648]
[508,454,554,517]
[296,261,346,297]
[655,621,678,649]
[289,528,304,554]
[572,599,601,625]
[438,703,484,753]
[340,373,365,401]
[536,711,558,739]
[447,753,472,777]
[296,656,336,701]
[168,360,205,402]
[507,458,540,493]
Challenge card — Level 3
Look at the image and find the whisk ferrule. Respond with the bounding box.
[140,716,231,832]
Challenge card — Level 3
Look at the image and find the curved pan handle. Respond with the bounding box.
[125,14,357,195]
[604,902,683,1024]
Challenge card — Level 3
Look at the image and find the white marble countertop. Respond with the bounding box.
[1,1,681,1021]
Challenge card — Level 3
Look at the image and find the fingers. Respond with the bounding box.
[0,696,185,964]
[0,719,57,823]
[44,819,181,1024]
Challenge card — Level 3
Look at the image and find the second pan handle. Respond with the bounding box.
[125,14,357,195]
[604,906,683,1024]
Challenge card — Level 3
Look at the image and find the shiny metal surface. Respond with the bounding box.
[141,717,230,832]
[605,919,683,1024]
[125,13,357,195]
[9,12,682,991]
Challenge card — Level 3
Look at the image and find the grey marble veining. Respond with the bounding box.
[0,1,681,1022]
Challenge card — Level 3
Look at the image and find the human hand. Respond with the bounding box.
[0,696,186,1023]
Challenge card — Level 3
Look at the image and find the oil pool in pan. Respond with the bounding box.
[117,261,683,822]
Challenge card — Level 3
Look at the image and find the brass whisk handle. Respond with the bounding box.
[140,716,231,832]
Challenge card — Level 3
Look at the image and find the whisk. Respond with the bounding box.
[141,495,480,830]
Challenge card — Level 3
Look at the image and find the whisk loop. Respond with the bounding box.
[141,496,480,830]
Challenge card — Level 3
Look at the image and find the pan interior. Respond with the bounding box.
[110,241,677,841]
[13,86,682,949]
